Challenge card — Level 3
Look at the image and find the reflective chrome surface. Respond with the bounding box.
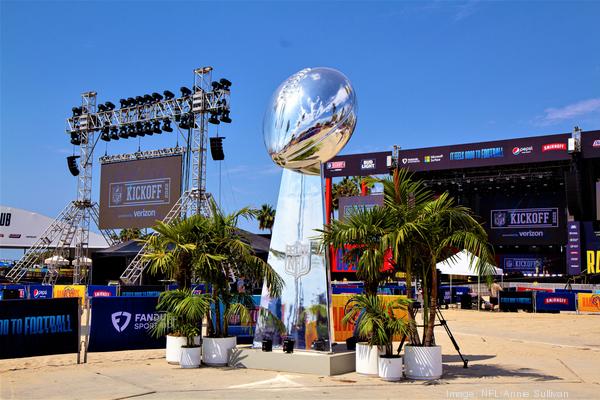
[253,170,331,350]
[263,67,357,175]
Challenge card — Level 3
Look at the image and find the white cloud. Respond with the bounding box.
[536,98,600,126]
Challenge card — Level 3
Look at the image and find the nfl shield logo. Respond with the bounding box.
[112,185,123,205]
[493,212,506,227]
[285,241,311,279]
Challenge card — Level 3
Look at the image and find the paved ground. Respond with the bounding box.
[1,310,599,399]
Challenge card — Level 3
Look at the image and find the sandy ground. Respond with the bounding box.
[1,309,599,400]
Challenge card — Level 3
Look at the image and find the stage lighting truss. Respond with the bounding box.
[99,147,185,165]
[66,81,230,136]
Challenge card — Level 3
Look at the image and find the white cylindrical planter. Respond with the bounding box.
[404,345,442,380]
[202,336,236,366]
[166,335,200,364]
[355,342,379,375]
[180,346,202,368]
[378,355,403,381]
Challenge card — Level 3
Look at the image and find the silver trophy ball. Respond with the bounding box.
[263,67,357,175]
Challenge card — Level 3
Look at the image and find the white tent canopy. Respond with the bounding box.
[437,250,502,276]
[73,256,92,266]
[436,250,502,310]
[44,255,69,266]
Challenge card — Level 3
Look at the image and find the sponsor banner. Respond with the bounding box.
[582,222,600,274]
[88,296,165,352]
[1,284,27,299]
[29,285,53,299]
[499,291,534,312]
[99,155,182,229]
[479,194,565,246]
[516,286,553,292]
[581,130,600,158]
[491,208,559,229]
[395,133,571,173]
[323,151,392,178]
[87,285,117,298]
[535,292,576,312]
[331,294,407,342]
[577,293,600,313]
[120,285,164,297]
[502,256,542,273]
[53,285,86,299]
[338,195,384,222]
[0,298,79,359]
[567,222,582,275]
[332,245,394,273]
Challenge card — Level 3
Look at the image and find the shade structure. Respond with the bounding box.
[437,250,502,311]
[436,250,502,276]
[44,255,69,266]
[72,256,92,266]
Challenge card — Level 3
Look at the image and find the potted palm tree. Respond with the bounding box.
[379,170,494,380]
[192,201,283,366]
[343,295,412,381]
[320,205,394,375]
[150,289,212,368]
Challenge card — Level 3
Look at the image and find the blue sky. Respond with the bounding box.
[1,0,600,251]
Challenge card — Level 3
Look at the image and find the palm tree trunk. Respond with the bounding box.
[213,288,221,337]
[424,259,438,346]
[405,255,421,345]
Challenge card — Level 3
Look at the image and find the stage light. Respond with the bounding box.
[209,136,225,160]
[143,94,153,104]
[152,92,163,101]
[179,115,190,129]
[100,127,110,141]
[208,113,220,125]
[70,133,81,145]
[119,126,129,139]
[105,101,115,110]
[219,78,232,90]
[135,122,145,136]
[127,97,136,107]
[220,110,232,124]
[128,124,137,137]
[162,118,173,132]
[67,155,80,176]
[72,107,82,117]
[211,81,221,91]
[152,120,162,134]
[163,90,175,100]
[119,99,128,108]
[110,127,119,140]
[98,104,107,112]
[180,86,192,96]
[144,121,153,135]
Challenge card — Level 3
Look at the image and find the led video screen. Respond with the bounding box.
[99,155,182,229]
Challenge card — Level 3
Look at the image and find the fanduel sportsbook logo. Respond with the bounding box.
[111,311,132,332]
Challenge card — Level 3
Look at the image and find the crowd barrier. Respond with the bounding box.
[0,297,80,359]
[87,296,165,352]
[499,291,535,312]
[534,292,577,312]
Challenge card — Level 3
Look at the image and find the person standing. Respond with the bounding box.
[490,279,503,311]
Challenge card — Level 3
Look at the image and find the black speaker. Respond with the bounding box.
[67,155,80,176]
[210,137,225,161]
[565,169,583,218]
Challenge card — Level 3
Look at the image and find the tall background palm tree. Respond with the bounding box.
[255,204,276,233]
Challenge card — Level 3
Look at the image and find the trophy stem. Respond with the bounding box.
[253,169,331,351]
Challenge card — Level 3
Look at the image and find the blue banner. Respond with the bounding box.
[87,285,117,298]
[500,291,535,312]
[0,298,79,359]
[1,284,27,299]
[535,292,576,312]
[88,296,165,352]
[28,285,53,299]
[119,285,164,297]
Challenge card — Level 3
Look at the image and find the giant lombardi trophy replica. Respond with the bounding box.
[253,68,357,351]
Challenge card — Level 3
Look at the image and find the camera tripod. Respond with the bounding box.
[397,306,469,369]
